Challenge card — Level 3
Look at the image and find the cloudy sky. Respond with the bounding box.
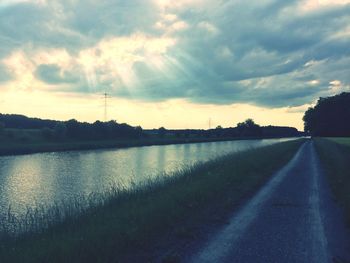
[0,0,349,130]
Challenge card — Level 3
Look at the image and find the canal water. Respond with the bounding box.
[0,138,296,217]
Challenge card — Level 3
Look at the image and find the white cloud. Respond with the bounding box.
[162,13,178,22]
[0,0,46,7]
[329,79,350,94]
[308,80,320,85]
[170,21,189,31]
[300,0,350,12]
[154,0,204,10]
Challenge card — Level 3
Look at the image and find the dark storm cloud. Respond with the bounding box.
[160,0,350,106]
[0,0,161,58]
[0,3,89,62]
[35,64,79,84]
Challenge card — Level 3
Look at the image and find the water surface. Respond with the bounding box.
[0,138,296,216]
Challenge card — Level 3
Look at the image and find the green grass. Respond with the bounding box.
[0,128,301,156]
[314,137,350,226]
[326,137,350,147]
[0,139,305,262]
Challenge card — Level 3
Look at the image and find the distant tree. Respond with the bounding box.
[131,126,142,138]
[236,119,262,137]
[158,127,167,138]
[92,120,106,139]
[262,125,299,137]
[0,114,147,140]
[0,113,57,129]
[237,119,256,129]
[134,126,143,138]
[303,92,350,136]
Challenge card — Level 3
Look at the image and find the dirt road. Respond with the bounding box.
[189,141,350,262]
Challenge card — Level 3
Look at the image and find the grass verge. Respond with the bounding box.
[0,139,305,262]
[0,136,280,157]
[314,137,350,226]
[0,128,301,156]
[326,137,350,147]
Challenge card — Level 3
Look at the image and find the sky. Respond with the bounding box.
[0,0,349,130]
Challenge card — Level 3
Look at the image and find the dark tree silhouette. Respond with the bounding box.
[0,114,57,129]
[0,114,143,140]
[157,127,167,138]
[236,119,262,137]
[262,125,299,137]
[303,92,350,136]
[0,113,302,141]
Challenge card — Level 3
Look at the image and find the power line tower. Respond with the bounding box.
[102,92,111,122]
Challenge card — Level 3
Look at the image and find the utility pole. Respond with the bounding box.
[102,92,111,122]
[208,117,212,130]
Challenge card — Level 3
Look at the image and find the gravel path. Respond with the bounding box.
[188,141,350,263]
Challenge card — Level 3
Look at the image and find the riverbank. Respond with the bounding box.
[0,133,299,157]
[0,139,305,262]
[314,137,350,226]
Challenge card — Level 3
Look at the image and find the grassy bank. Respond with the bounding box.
[327,137,350,147]
[0,139,304,262]
[314,137,350,226]
[0,137,236,156]
[0,128,290,157]
[0,131,270,156]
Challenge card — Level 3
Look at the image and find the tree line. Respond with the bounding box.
[0,114,142,140]
[5,91,349,139]
[0,114,303,141]
[150,119,301,138]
